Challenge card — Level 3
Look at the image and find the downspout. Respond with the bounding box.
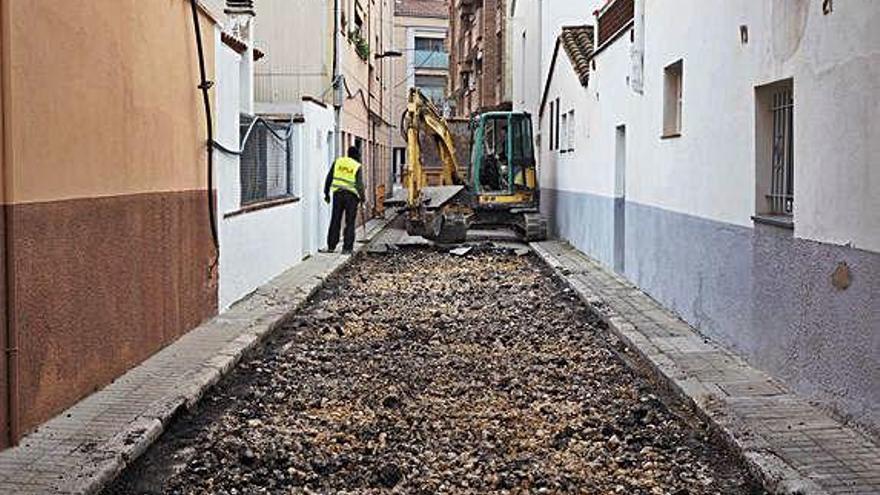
[0,0,19,447]
[333,0,342,157]
[189,0,220,252]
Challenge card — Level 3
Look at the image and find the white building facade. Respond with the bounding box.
[519,0,880,435]
[215,4,335,310]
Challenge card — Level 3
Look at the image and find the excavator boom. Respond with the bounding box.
[390,88,547,243]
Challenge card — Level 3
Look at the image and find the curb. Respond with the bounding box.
[57,217,393,495]
[530,242,828,495]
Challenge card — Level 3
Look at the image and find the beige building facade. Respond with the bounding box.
[448,0,511,116]
[390,0,450,184]
[0,0,225,447]
[253,0,395,214]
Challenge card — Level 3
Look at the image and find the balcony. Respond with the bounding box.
[414,50,449,70]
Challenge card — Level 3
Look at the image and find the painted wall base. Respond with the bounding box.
[545,188,880,435]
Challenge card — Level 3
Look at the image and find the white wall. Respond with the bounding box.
[215,32,336,310]
[298,101,337,257]
[537,0,880,253]
[622,0,880,251]
[510,0,543,117]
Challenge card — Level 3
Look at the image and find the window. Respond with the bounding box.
[549,100,555,151]
[663,60,683,137]
[755,79,794,219]
[415,75,447,107]
[520,33,527,105]
[239,116,295,205]
[568,110,576,151]
[555,98,561,150]
[354,2,364,35]
[415,37,445,52]
[560,112,568,153]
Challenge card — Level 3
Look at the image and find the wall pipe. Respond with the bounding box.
[189,0,220,252]
[1,0,19,447]
[333,0,342,158]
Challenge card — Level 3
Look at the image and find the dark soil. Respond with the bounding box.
[104,248,766,495]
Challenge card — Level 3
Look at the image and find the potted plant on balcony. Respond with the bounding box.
[348,29,370,61]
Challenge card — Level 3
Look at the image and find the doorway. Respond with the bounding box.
[614,125,626,274]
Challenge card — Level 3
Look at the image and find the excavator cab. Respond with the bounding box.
[470,112,538,205]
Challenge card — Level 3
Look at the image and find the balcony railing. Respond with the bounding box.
[414,50,449,70]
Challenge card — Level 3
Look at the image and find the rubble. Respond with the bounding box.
[105,249,764,495]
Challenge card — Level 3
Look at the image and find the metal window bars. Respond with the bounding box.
[238,116,296,205]
[768,88,794,215]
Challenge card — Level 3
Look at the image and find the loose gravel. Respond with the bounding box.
[106,248,765,495]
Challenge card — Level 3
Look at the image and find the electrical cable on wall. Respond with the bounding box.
[189,0,220,254]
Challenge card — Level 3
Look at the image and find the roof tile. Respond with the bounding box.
[394,0,449,19]
[559,25,595,87]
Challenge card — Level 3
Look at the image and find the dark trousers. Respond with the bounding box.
[328,190,359,251]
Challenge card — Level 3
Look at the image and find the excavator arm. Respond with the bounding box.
[402,88,465,208]
[391,88,472,243]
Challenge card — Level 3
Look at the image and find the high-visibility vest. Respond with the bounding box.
[330,157,362,197]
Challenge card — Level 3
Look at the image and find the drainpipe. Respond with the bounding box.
[0,0,19,447]
[333,0,342,158]
[189,0,219,252]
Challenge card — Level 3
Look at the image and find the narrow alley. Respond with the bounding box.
[105,246,763,494]
[0,1,878,494]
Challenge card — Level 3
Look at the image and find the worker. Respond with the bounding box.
[323,146,366,254]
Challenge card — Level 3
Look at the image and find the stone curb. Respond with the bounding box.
[45,216,395,495]
[530,242,828,495]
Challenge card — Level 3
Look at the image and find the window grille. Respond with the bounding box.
[768,87,794,215]
[239,116,295,205]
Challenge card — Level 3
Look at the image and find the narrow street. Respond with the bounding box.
[105,247,763,495]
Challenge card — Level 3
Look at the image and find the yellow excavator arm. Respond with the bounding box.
[402,88,464,208]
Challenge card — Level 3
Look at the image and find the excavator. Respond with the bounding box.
[389,88,548,243]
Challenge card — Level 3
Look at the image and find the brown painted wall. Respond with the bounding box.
[13,192,217,430]
[0,0,10,449]
[1,0,219,440]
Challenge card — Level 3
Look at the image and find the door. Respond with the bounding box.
[614,125,626,274]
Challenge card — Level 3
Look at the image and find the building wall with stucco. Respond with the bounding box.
[536,0,880,436]
[0,0,221,447]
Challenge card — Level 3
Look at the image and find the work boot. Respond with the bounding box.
[341,248,354,255]
[319,247,336,253]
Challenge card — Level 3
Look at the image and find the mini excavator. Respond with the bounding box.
[388,88,548,243]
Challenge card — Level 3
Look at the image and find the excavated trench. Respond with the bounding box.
[105,247,765,495]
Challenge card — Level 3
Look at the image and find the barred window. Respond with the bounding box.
[755,79,794,219]
[239,116,295,205]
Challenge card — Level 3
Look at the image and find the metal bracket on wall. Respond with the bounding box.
[823,0,833,15]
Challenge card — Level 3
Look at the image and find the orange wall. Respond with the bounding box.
[5,0,215,205]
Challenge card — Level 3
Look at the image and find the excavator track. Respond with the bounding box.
[521,212,548,242]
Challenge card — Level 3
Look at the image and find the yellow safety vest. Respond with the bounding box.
[331,157,362,198]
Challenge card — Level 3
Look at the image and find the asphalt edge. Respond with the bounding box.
[530,241,828,495]
[70,217,394,495]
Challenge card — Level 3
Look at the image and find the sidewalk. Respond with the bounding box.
[0,216,392,495]
[532,241,880,495]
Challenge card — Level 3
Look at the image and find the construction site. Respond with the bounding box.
[104,240,764,495]
[0,1,877,494]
